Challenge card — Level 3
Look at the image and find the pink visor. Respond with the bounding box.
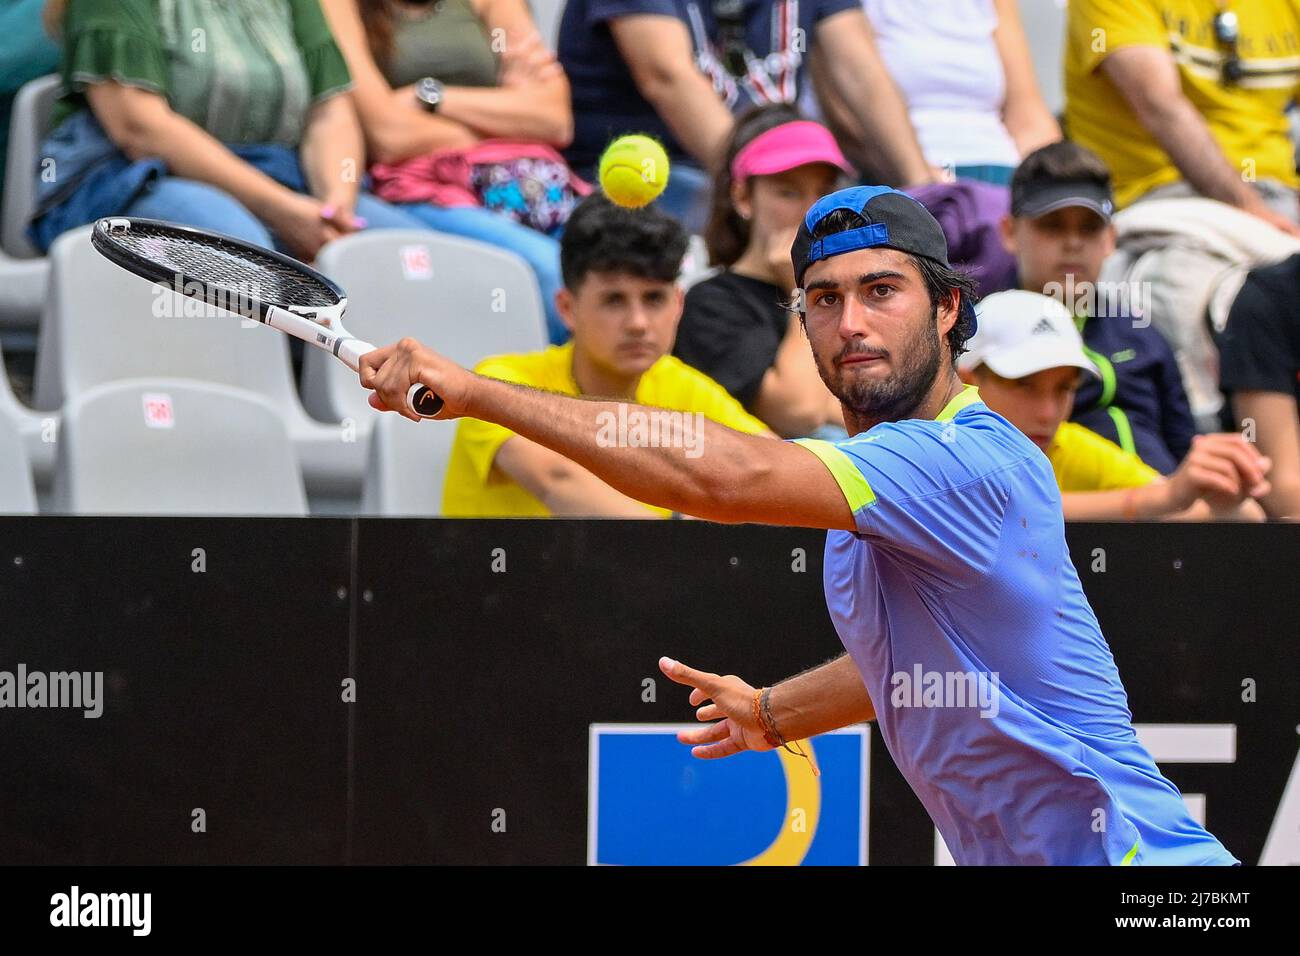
[730,121,853,182]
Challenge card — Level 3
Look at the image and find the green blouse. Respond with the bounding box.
[383,0,499,90]
[54,0,352,146]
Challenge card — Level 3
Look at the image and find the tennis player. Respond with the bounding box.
[360,186,1265,865]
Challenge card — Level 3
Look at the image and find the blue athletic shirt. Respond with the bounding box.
[793,384,1238,865]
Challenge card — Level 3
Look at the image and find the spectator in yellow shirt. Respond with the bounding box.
[1064,0,1300,235]
[442,194,773,517]
[959,291,1269,520]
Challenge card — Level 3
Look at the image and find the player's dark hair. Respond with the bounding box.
[704,102,806,268]
[560,193,689,290]
[797,208,978,366]
[1010,141,1112,209]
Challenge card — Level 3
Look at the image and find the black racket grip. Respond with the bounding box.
[407,384,444,418]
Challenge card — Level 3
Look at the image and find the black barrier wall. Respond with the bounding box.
[1,519,1296,865]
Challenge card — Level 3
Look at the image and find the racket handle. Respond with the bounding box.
[338,338,443,419]
[408,383,444,418]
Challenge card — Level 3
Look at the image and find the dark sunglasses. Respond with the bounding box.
[1214,10,1244,85]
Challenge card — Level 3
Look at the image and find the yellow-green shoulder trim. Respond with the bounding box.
[935,383,982,423]
[792,439,877,513]
[1120,838,1140,866]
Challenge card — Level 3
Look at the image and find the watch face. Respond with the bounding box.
[417,78,442,108]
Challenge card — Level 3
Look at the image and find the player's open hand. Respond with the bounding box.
[359,337,474,422]
[659,657,773,758]
[1167,433,1271,513]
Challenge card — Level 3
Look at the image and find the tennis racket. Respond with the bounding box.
[91,217,443,418]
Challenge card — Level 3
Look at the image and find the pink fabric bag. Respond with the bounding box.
[369,139,592,234]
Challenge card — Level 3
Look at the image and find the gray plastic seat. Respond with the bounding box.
[35,228,365,495]
[302,229,546,441]
[2,73,60,260]
[0,73,59,328]
[0,253,49,331]
[0,334,55,488]
[0,411,37,514]
[51,378,306,515]
[360,413,458,516]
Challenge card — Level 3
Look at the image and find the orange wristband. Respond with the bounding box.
[752,688,782,748]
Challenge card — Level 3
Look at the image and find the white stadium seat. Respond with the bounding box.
[0,335,54,489]
[303,229,547,440]
[0,74,60,330]
[1,73,59,261]
[0,410,37,514]
[360,413,458,516]
[50,378,306,515]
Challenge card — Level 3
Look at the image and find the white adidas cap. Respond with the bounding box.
[961,290,1100,380]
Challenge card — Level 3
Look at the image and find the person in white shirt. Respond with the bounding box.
[805,0,1060,185]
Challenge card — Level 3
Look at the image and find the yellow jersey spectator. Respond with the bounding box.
[443,194,771,517]
[1065,0,1300,234]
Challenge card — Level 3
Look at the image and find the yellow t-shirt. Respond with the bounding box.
[1065,0,1300,208]
[1047,421,1161,492]
[441,342,771,517]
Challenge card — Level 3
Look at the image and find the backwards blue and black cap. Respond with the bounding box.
[791,185,976,331]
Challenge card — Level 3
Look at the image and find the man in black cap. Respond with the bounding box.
[360,185,1263,864]
[1001,140,1196,476]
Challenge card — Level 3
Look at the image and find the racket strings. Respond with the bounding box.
[111,225,340,309]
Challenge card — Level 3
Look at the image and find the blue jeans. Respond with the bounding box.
[395,202,566,345]
[124,177,430,248]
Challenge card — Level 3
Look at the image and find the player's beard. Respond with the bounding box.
[816,304,943,424]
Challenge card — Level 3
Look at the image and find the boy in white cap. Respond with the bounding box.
[960,291,1266,521]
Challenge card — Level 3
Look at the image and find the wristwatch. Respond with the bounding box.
[415,76,445,113]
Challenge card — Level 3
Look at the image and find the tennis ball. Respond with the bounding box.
[598,134,670,208]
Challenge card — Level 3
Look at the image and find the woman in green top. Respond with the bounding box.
[31,0,431,260]
[321,0,573,343]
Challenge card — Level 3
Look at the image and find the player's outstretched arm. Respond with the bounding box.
[360,339,857,532]
[661,654,874,760]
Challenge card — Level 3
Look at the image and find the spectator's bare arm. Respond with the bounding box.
[300,92,365,230]
[494,435,669,517]
[813,10,934,187]
[1062,433,1271,521]
[1233,391,1300,518]
[991,0,1061,155]
[609,15,734,169]
[85,82,337,258]
[408,0,572,147]
[1100,45,1300,235]
[320,0,480,164]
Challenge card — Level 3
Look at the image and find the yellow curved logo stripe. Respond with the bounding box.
[739,742,821,866]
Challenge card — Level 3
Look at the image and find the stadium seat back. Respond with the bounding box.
[2,73,60,260]
[35,228,303,409]
[302,229,547,431]
[51,378,306,515]
[0,411,37,514]
[360,413,457,516]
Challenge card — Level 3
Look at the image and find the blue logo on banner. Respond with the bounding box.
[588,724,869,865]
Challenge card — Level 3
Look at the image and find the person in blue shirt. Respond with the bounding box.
[358,185,1268,864]
[1000,140,1196,475]
[556,0,936,232]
